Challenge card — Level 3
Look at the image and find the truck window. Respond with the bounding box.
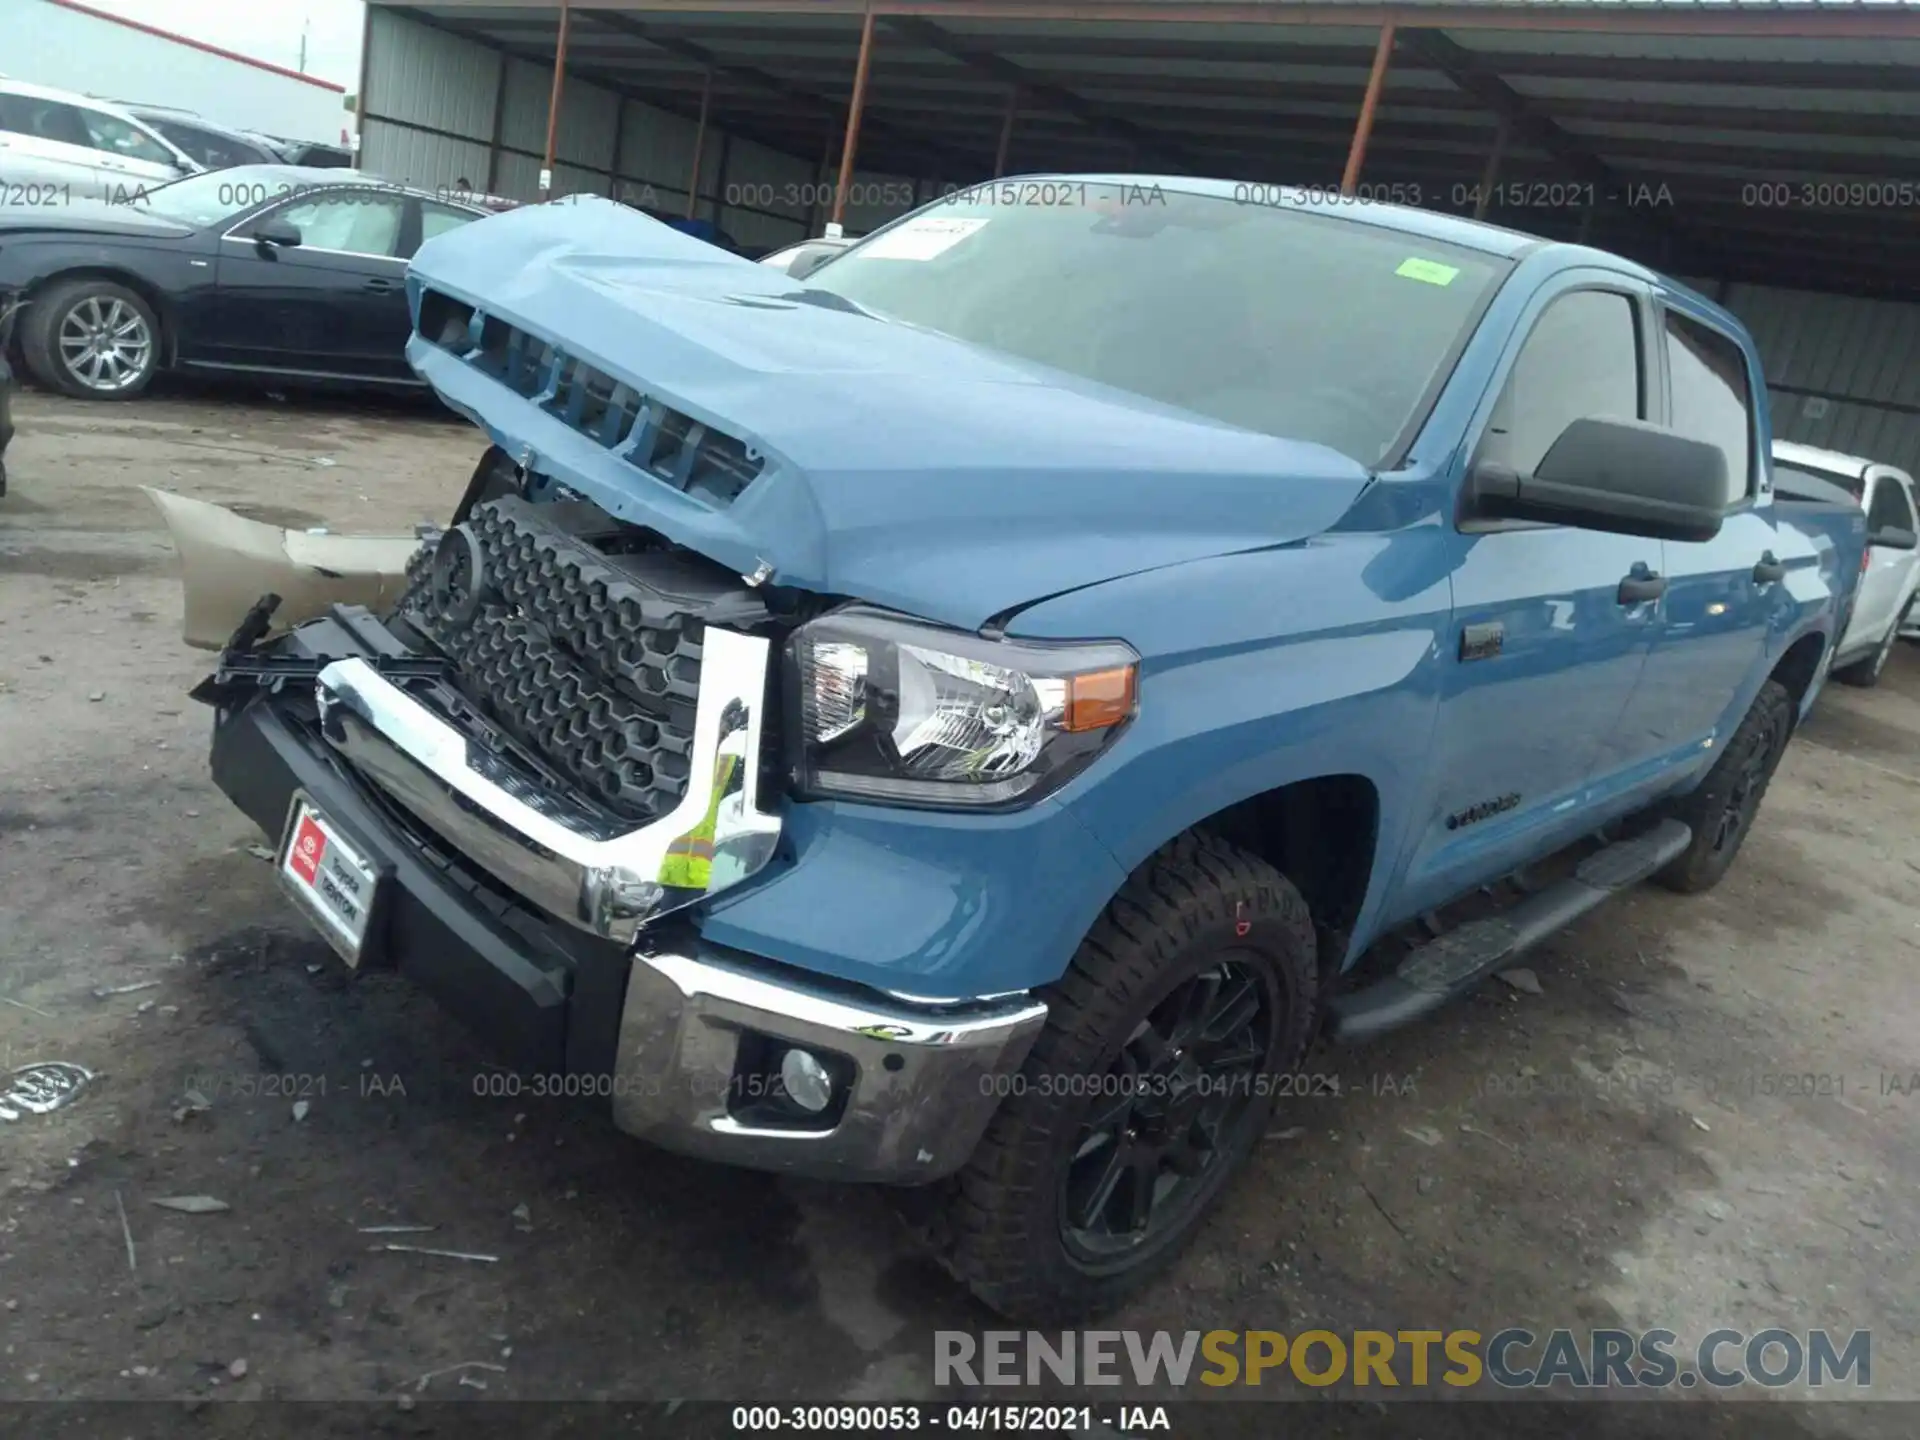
[1665,311,1753,504]
[1478,289,1640,475]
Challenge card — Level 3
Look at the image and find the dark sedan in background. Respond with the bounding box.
[0,166,486,400]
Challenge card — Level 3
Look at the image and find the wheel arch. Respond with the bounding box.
[1169,773,1382,980]
[1771,628,1828,719]
[23,267,176,368]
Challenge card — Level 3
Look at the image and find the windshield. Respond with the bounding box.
[811,183,1506,466]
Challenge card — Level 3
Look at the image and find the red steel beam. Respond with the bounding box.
[685,66,713,217]
[993,84,1019,177]
[832,5,879,228]
[1341,24,1394,196]
[540,0,572,198]
[451,0,1920,41]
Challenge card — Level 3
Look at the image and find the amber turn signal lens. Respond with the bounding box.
[1062,664,1138,733]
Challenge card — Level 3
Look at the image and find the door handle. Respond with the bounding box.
[1617,569,1667,605]
[363,278,396,293]
[1752,552,1786,585]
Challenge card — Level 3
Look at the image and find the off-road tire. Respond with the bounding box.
[1832,600,1909,689]
[20,278,160,400]
[921,830,1319,1320]
[1656,679,1794,894]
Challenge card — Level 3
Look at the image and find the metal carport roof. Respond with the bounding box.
[372,0,1920,299]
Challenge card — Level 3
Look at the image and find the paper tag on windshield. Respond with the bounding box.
[859,215,988,261]
[1396,257,1460,287]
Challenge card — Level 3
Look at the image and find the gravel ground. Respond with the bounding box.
[0,387,1915,1433]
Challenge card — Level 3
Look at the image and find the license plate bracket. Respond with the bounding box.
[276,792,386,968]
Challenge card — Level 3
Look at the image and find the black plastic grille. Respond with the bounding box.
[399,499,707,822]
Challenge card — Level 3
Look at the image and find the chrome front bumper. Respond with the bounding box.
[313,626,781,945]
[611,943,1048,1183]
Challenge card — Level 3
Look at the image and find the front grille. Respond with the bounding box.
[396,495,761,823]
[419,290,765,507]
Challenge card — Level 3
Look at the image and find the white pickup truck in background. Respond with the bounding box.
[1773,439,1920,689]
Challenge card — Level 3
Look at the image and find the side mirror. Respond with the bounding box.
[787,247,837,283]
[1869,525,1917,552]
[1467,416,1729,543]
[253,218,302,251]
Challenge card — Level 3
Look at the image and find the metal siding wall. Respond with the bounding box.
[715,138,814,233]
[618,100,703,198]
[1722,283,1920,476]
[363,8,498,139]
[839,170,925,235]
[500,57,558,160]
[725,208,813,252]
[362,121,491,194]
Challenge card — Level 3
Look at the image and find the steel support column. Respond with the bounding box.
[540,0,573,200]
[993,85,1019,178]
[1341,23,1395,196]
[686,68,713,219]
[1472,117,1508,220]
[831,5,878,231]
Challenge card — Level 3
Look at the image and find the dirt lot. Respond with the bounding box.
[0,386,1916,1429]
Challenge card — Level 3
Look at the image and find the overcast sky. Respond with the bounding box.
[81,0,366,91]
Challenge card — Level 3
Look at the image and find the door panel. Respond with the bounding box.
[75,106,185,203]
[1846,473,1916,654]
[207,192,412,378]
[1627,307,1776,764]
[1399,280,1662,917]
[0,94,105,197]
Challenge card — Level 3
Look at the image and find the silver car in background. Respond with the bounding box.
[0,78,198,203]
[1773,438,1920,688]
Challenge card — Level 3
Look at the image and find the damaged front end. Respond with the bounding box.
[185,464,786,945]
[178,456,1045,1182]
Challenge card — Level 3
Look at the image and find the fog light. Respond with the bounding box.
[779,1048,834,1114]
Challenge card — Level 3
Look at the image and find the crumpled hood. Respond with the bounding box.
[406,195,1373,631]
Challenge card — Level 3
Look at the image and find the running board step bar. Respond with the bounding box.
[1324,819,1693,1044]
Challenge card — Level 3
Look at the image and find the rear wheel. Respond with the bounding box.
[21,279,160,400]
[1656,679,1793,894]
[924,831,1319,1319]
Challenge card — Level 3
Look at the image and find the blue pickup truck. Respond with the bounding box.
[196,178,1866,1318]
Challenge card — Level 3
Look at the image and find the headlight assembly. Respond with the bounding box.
[788,607,1138,808]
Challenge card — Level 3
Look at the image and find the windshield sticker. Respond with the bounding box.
[1396,257,1461,287]
[859,215,989,261]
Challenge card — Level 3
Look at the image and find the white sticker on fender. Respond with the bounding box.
[858,215,988,261]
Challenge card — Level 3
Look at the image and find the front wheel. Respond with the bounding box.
[926,831,1319,1319]
[20,279,161,400]
[1656,679,1794,894]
